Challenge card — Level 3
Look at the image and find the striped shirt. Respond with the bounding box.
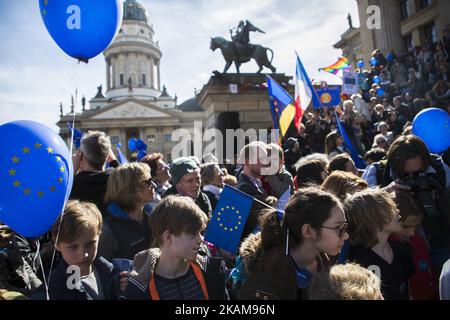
[153,267,205,300]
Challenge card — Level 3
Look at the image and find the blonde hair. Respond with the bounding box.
[104,163,151,212]
[51,200,102,244]
[223,175,237,186]
[321,171,368,202]
[309,263,383,300]
[344,189,397,247]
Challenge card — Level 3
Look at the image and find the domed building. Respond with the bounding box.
[57,0,205,160]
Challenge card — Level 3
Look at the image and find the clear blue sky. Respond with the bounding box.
[0,0,359,131]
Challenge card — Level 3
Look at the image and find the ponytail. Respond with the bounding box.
[259,209,286,251]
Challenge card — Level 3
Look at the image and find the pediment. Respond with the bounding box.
[89,101,173,120]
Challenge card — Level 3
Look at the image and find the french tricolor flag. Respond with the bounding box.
[294,53,321,128]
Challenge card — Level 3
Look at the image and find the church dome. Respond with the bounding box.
[123,0,148,23]
[178,97,203,112]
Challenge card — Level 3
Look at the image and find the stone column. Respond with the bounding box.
[157,62,161,91]
[106,59,111,90]
[378,0,403,54]
[149,56,155,89]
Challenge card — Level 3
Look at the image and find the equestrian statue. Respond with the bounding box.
[210,20,276,74]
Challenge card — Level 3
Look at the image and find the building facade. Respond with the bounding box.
[335,0,450,64]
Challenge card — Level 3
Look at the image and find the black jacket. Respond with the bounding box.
[203,190,219,212]
[163,186,212,218]
[70,171,110,215]
[69,161,120,215]
[31,257,120,300]
[99,202,153,261]
[236,174,268,241]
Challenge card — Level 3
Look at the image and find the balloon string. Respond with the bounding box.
[47,60,79,287]
[34,239,50,300]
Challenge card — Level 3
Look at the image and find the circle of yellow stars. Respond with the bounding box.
[320,93,332,104]
[216,206,242,233]
[8,142,64,199]
[42,0,48,17]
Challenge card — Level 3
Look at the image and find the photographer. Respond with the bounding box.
[362,135,450,268]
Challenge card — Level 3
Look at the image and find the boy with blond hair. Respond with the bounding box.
[32,201,120,300]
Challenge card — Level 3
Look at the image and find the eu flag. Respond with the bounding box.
[267,76,296,138]
[204,185,254,253]
[67,122,83,149]
[116,144,128,165]
[334,111,366,170]
[315,87,342,108]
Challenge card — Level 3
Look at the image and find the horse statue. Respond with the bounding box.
[210,36,276,74]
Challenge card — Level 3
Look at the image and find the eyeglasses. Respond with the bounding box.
[320,223,348,238]
[143,178,157,189]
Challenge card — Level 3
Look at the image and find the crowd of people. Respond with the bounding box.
[1,30,450,301]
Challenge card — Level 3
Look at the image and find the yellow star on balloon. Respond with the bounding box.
[60,166,65,173]
[22,147,30,154]
[24,189,31,196]
[12,156,20,164]
[8,169,16,176]
[47,146,54,154]
[37,192,44,198]
[58,177,63,183]
[50,186,56,192]
[34,142,42,149]
[13,180,21,188]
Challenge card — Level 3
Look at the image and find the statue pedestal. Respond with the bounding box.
[196,73,293,159]
[197,73,293,132]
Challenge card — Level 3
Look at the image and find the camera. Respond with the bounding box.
[400,172,442,217]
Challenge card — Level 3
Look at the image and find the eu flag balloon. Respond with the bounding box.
[39,0,123,62]
[0,121,74,238]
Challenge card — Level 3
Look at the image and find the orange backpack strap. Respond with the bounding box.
[149,272,160,300]
[149,262,209,300]
[189,261,209,300]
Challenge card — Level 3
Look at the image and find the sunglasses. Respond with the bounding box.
[320,223,348,238]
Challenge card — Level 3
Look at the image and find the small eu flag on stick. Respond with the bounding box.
[204,185,254,254]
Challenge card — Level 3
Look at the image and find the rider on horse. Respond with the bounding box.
[230,20,265,60]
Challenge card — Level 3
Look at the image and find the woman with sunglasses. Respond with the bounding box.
[98,163,156,262]
[140,153,172,212]
[238,187,349,300]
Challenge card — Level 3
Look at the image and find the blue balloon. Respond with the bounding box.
[137,150,147,161]
[413,108,450,153]
[0,121,73,238]
[357,60,365,69]
[136,139,147,151]
[376,88,385,97]
[128,138,137,152]
[373,76,381,84]
[39,0,123,62]
[370,57,378,66]
[386,53,394,62]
